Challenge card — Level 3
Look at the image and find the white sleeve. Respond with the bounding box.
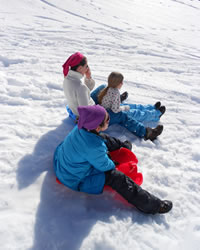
[120,105,130,111]
[84,77,95,91]
[77,85,90,106]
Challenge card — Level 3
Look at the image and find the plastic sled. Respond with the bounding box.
[104,147,143,186]
[104,147,143,206]
[108,147,142,185]
[56,177,62,184]
[66,105,77,121]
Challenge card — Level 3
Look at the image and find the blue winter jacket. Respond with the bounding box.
[53,126,115,194]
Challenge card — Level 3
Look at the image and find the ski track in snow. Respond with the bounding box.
[0,0,200,249]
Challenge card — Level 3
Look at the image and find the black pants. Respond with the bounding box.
[105,169,161,214]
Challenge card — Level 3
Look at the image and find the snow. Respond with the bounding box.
[0,0,200,249]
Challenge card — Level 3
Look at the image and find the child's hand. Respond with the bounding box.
[124,105,130,111]
[85,67,91,79]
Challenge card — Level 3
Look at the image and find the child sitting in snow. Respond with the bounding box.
[53,105,172,214]
[98,71,165,122]
[98,72,165,140]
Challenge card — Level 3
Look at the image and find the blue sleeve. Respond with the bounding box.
[87,144,115,172]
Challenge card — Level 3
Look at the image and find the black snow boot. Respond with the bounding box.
[158,200,173,214]
[154,101,161,110]
[120,91,128,102]
[144,125,163,141]
[159,106,166,117]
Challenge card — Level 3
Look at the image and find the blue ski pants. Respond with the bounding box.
[90,84,161,137]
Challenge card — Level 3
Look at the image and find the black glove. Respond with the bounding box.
[122,140,132,150]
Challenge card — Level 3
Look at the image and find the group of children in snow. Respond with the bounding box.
[54,52,173,215]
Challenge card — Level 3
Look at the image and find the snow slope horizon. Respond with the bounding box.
[0,0,200,249]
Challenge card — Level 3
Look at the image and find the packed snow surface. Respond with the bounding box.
[0,0,200,249]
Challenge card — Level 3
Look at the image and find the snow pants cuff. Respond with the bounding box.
[105,169,161,214]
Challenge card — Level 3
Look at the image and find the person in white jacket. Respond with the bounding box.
[63,52,96,116]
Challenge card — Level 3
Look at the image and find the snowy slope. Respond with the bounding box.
[0,0,200,249]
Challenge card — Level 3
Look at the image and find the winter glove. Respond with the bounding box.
[122,140,132,150]
[121,105,130,111]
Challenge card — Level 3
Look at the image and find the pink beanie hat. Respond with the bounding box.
[78,105,106,130]
[62,52,84,77]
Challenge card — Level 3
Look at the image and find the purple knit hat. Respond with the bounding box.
[78,105,106,130]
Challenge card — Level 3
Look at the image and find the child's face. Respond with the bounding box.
[77,59,89,75]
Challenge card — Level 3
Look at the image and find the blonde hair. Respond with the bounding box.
[98,72,124,104]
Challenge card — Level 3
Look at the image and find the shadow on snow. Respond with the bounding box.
[17,118,169,250]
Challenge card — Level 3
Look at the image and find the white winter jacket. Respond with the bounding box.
[63,70,95,115]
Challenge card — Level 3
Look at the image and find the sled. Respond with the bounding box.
[103,147,143,206]
[108,147,143,186]
[66,105,77,121]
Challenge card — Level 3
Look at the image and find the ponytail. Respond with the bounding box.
[98,87,109,104]
[98,72,124,104]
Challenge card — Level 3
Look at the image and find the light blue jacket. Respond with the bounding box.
[53,126,115,194]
